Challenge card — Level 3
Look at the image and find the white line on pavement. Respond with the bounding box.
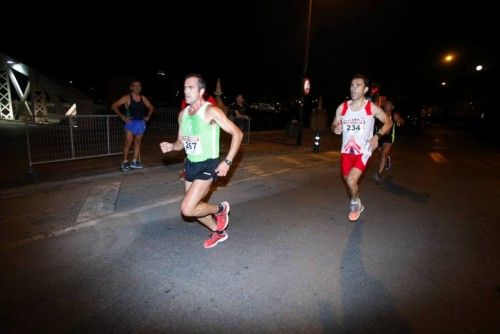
[429,152,450,163]
[76,182,121,223]
[2,195,184,251]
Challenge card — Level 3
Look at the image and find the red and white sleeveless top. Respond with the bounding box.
[340,100,376,155]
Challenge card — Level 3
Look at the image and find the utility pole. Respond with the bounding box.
[296,0,313,146]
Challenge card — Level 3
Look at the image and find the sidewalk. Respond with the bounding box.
[0,120,339,189]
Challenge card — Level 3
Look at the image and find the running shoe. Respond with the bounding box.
[130,161,144,169]
[203,231,228,249]
[121,162,130,172]
[214,201,230,231]
[348,199,364,222]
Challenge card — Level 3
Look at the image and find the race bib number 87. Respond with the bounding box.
[183,136,202,155]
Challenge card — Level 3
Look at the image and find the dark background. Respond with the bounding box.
[2,0,497,116]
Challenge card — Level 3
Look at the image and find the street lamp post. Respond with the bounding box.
[440,51,486,118]
[296,0,313,146]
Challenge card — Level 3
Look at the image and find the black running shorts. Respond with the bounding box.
[184,158,219,182]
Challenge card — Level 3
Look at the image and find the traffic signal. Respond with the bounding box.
[303,78,311,95]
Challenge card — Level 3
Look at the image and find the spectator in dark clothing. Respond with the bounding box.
[229,94,251,132]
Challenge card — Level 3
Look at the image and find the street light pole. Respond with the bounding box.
[303,0,312,76]
[296,0,313,146]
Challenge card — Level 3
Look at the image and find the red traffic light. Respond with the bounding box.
[303,78,311,95]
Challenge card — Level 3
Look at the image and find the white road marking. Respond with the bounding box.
[242,163,267,175]
[277,156,303,166]
[307,153,336,162]
[2,195,184,251]
[429,152,450,163]
[76,182,121,223]
[229,168,292,186]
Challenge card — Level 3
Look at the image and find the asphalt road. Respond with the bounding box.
[0,123,499,333]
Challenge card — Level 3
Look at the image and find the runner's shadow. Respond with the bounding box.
[340,222,411,333]
[379,176,430,203]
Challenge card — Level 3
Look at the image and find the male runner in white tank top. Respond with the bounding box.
[331,74,393,222]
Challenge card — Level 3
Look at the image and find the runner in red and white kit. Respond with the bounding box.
[331,74,392,222]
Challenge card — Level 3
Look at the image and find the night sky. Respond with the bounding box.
[2,0,496,111]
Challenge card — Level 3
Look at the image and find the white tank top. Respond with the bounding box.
[340,100,375,155]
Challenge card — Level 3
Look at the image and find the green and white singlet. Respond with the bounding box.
[180,102,220,162]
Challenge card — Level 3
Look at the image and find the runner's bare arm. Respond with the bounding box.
[394,112,405,126]
[111,95,129,121]
[373,103,393,135]
[331,103,343,135]
[208,105,243,176]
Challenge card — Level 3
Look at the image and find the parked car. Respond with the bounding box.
[249,102,277,113]
[247,102,286,130]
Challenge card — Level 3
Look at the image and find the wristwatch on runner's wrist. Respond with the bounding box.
[224,159,232,166]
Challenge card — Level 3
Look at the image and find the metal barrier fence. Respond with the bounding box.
[25,104,250,173]
[25,115,124,172]
[146,106,179,131]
